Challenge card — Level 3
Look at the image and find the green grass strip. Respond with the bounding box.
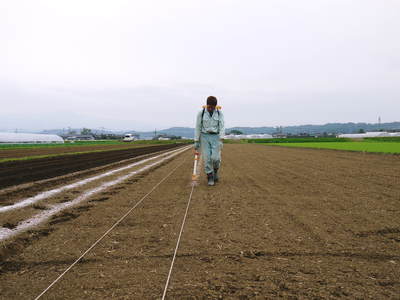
[263,142,400,154]
[248,137,350,143]
[363,137,400,142]
[0,139,192,150]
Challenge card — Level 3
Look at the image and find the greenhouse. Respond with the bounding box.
[0,132,64,144]
[338,132,391,138]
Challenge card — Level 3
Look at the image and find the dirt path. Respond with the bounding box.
[0,145,399,299]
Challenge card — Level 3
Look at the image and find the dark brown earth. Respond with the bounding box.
[0,145,186,207]
[0,144,399,299]
[0,144,159,160]
[0,144,183,189]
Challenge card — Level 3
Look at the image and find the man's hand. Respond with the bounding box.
[194,141,200,150]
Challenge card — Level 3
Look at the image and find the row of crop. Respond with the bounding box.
[364,137,400,142]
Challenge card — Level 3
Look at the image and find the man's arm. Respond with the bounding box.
[219,111,225,140]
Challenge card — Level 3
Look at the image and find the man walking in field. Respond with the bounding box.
[194,96,225,186]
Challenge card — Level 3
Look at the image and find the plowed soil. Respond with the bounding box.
[0,144,183,189]
[0,144,158,159]
[0,144,399,299]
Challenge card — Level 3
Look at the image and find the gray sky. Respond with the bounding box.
[1,0,399,131]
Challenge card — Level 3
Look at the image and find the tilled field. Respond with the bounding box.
[0,144,183,189]
[0,144,161,159]
[0,144,399,299]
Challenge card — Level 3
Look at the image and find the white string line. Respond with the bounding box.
[161,184,195,300]
[0,147,185,213]
[0,146,177,197]
[34,154,189,300]
[0,146,191,242]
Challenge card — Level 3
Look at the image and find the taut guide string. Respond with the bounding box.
[161,150,200,299]
[34,155,188,300]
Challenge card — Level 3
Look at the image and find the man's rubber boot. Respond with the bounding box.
[207,173,215,186]
[214,169,219,182]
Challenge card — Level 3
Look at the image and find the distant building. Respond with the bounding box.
[64,135,95,141]
[272,133,287,138]
[0,132,64,144]
[153,134,181,141]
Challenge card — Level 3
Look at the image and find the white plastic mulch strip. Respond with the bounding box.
[0,147,186,214]
[0,146,190,242]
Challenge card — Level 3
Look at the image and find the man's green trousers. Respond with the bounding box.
[200,133,222,174]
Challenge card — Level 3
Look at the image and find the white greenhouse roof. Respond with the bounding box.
[338,132,393,138]
[0,132,64,143]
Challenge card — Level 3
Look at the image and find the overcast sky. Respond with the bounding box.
[1,0,399,131]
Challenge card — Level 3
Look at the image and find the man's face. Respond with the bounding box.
[206,105,216,113]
